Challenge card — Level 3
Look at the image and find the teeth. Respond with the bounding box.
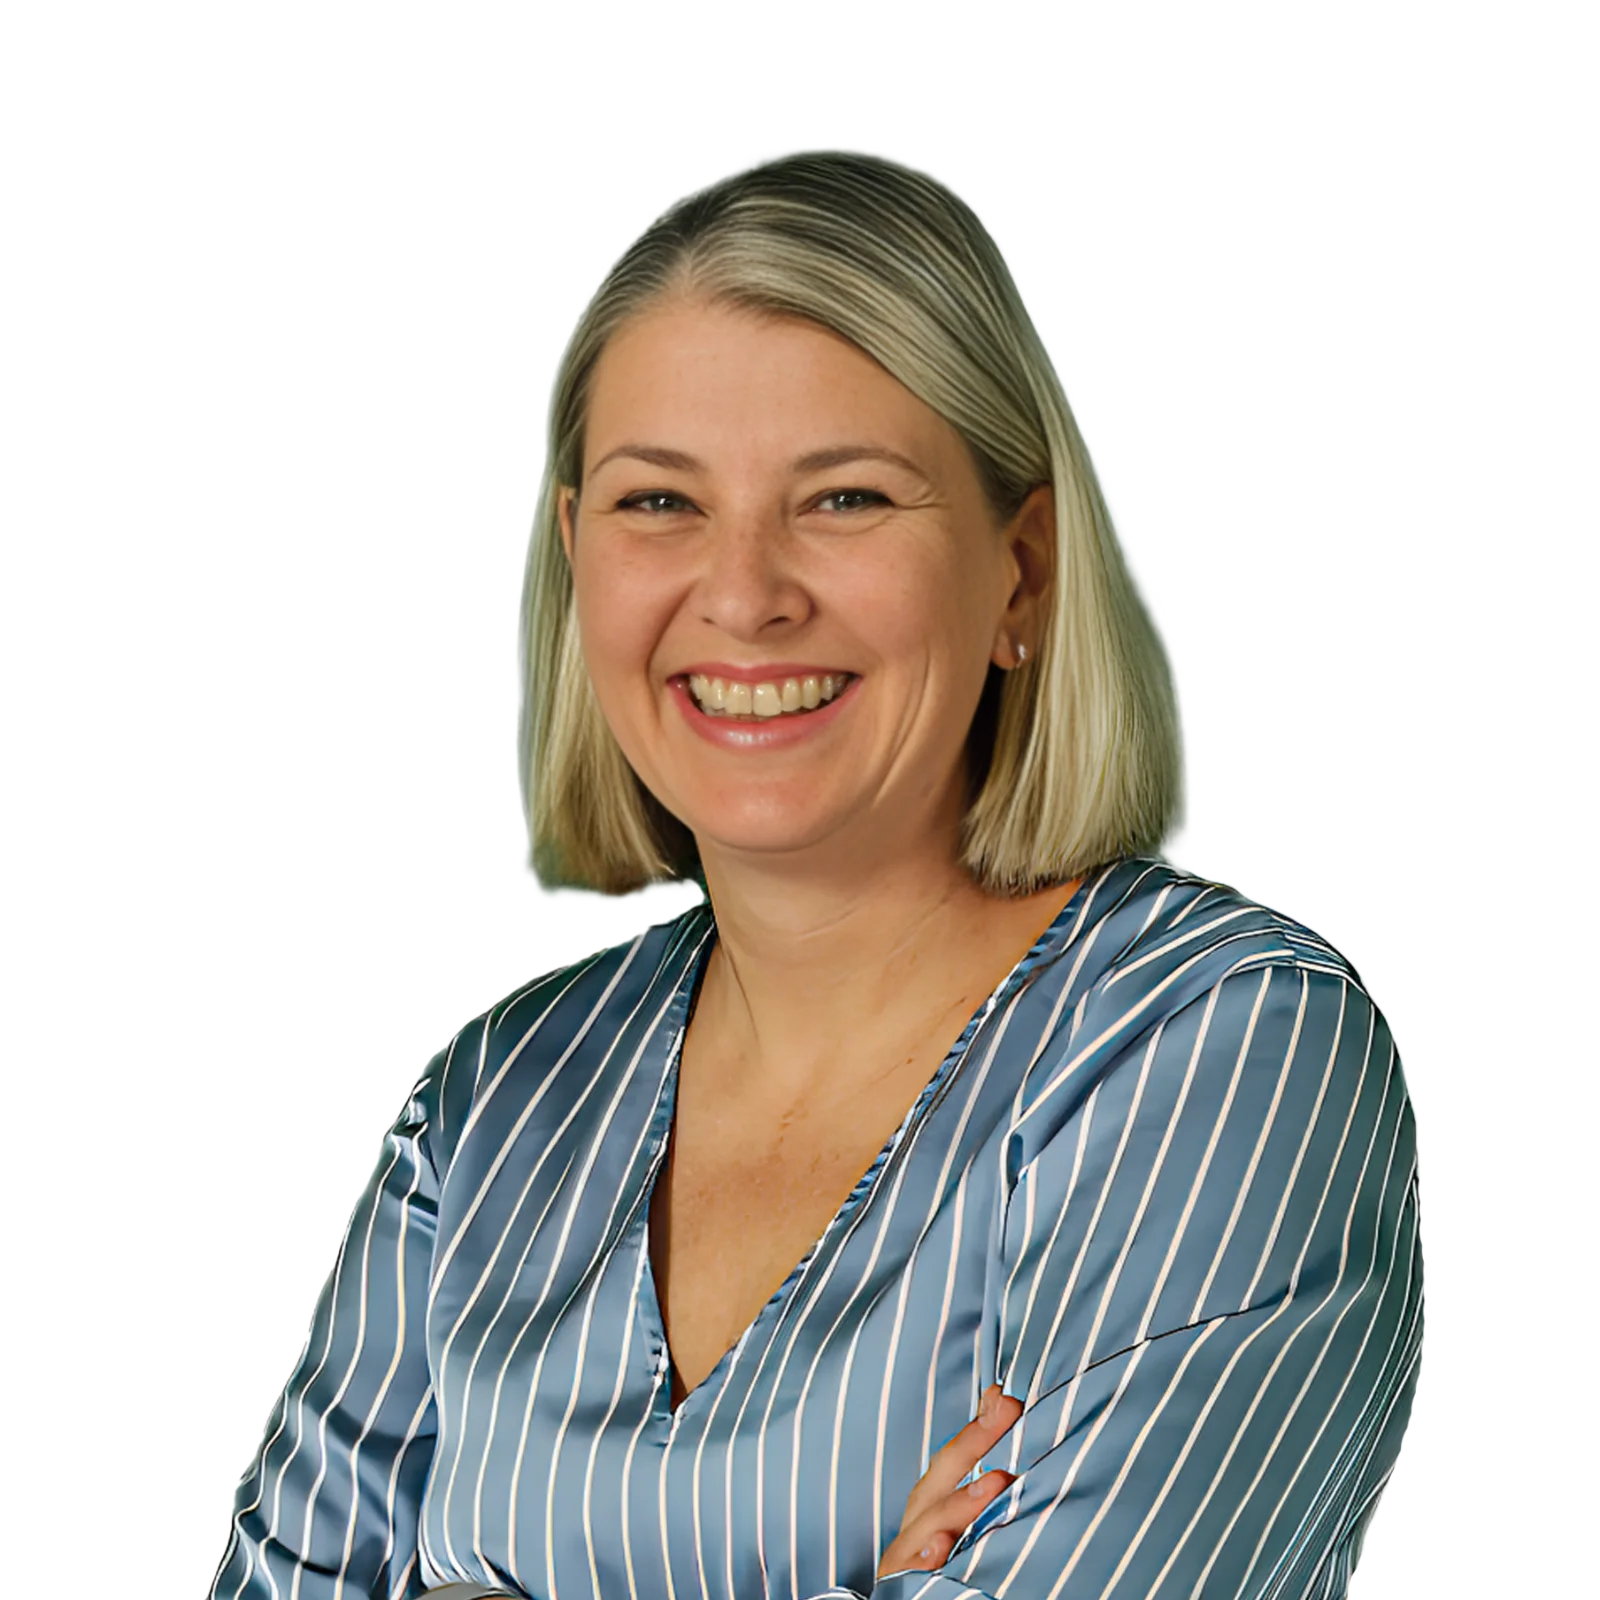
[686,673,852,719]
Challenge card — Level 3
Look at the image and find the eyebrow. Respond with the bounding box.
[587,443,934,485]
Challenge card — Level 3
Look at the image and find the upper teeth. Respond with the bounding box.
[687,673,852,717]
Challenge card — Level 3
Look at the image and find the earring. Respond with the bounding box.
[1015,640,1029,667]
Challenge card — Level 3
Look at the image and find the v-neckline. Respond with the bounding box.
[636,876,1100,1427]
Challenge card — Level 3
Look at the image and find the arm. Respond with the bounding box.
[876,962,1423,1600]
[208,1034,471,1600]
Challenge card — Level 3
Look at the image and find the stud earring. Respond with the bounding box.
[1015,640,1029,667]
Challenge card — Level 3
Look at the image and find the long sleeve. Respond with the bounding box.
[874,961,1423,1600]
[208,1035,468,1600]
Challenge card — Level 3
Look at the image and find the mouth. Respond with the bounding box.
[667,671,861,746]
[671,671,859,722]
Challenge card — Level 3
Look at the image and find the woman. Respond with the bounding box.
[210,151,1421,1600]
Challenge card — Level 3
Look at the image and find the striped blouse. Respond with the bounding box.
[210,853,1422,1600]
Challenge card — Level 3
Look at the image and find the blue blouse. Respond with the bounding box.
[209,854,1422,1600]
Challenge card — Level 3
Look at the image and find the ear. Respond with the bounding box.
[558,487,577,566]
[993,483,1056,667]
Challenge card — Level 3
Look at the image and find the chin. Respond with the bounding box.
[686,807,848,860]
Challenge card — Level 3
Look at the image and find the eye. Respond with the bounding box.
[815,488,890,513]
[616,491,693,514]
[614,488,889,516]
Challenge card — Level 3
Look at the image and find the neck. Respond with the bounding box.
[690,847,1080,1104]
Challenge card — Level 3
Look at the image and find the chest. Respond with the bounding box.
[647,1054,938,1409]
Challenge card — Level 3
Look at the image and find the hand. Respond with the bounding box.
[876,1382,1024,1579]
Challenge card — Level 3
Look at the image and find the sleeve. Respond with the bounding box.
[208,1031,475,1600]
[875,962,1424,1600]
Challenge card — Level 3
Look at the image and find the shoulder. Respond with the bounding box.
[468,897,713,1070]
[478,897,712,1050]
[415,898,714,1171]
[1004,857,1408,1171]
[1011,857,1397,1148]
[1076,854,1364,1001]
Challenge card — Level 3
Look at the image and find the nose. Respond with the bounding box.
[691,504,813,640]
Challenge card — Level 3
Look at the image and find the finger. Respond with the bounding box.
[929,1384,1021,1476]
[878,1469,1019,1578]
[882,1384,1024,1579]
[900,1385,1024,1526]
[878,1517,965,1579]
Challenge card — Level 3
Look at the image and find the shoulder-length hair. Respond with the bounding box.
[519,150,1182,898]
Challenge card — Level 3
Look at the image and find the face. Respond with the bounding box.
[559,296,1052,884]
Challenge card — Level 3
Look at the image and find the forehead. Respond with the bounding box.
[583,298,956,470]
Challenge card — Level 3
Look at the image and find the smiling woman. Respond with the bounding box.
[209,152,1421,1600]
[522,162,1180,903]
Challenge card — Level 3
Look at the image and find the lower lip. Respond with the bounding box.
[669,675,860,749]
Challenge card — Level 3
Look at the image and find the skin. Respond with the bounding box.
[558,294,1065,1571]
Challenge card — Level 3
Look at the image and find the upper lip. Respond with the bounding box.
[674,662,858,685]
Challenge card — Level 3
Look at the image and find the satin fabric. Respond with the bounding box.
[210,854,1422,1600]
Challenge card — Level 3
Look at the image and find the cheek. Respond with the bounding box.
[834,545,940,620]
[572,552,669,671]
[841,553,985,661]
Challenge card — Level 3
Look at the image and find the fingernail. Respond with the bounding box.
[968,1474,991,1498]
[979,1384,997,1423]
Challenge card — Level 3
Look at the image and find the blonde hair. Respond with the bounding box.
[520,150,1182,897]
